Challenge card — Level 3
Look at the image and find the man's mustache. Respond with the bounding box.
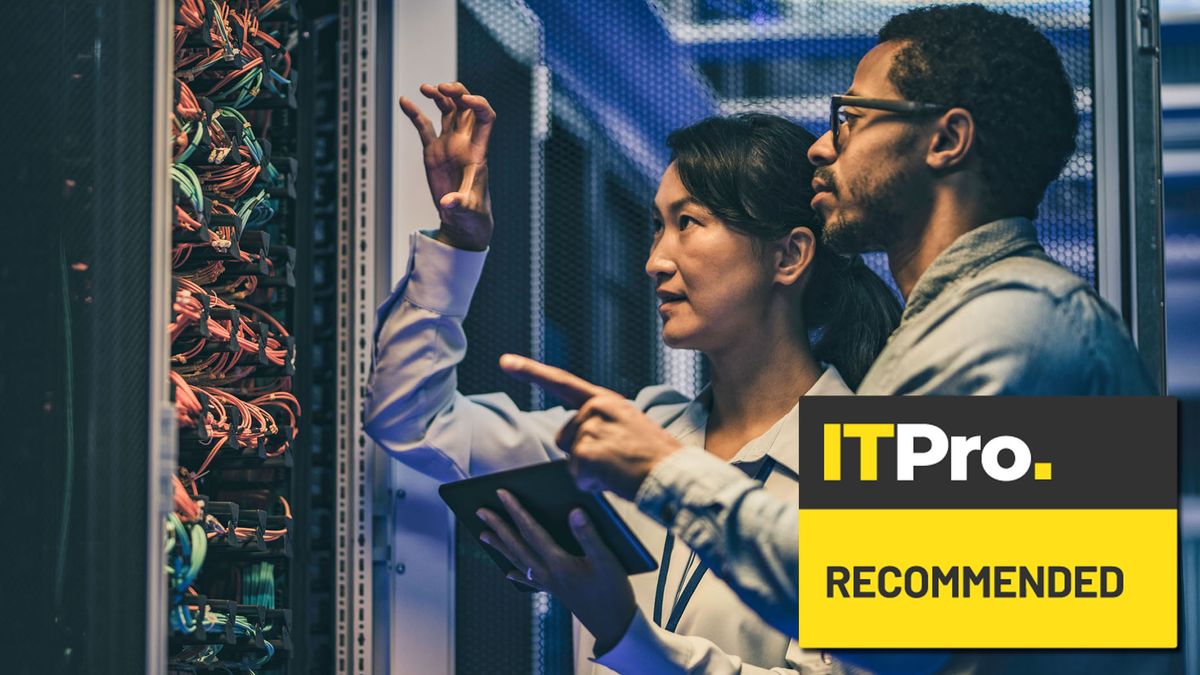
[814,167,838,195]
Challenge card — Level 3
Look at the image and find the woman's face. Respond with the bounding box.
[647,163,776,352]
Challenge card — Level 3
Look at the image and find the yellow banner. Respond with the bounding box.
[797,509,1177,648]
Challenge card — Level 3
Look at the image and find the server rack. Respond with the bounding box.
[153,0,378,673]
[161,1,311,672]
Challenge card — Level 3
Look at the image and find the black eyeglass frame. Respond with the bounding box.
[830,95,950,150]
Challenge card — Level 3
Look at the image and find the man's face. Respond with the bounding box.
[807,41,929,253]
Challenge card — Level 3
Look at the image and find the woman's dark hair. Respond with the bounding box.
[665,113,901,389]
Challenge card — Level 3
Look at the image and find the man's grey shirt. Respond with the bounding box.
[857,217,1156,396]
[851,217,1168,675]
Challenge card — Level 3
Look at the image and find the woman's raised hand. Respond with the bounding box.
[399,82,496,251]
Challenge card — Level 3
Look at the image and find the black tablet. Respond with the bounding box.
[438,460,658,589]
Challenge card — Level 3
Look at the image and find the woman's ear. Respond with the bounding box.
[775,226,816,288]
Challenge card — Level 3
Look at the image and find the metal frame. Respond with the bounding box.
[336,5,352,669]
[380,1,458,673]
[531,54,550,412]
[371,2,394,671]
[147,0,176,671]
[1094,0,1167,390]
[1128,0,1168,391]
[354,3,377,669]
[337,0,377,672]
[1095,0,1123,307]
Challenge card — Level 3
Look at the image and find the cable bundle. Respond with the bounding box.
[170,278,291,380]
[194,108,282,202]
[173,610,276,669]
[205,496,291,544]
[172,80,211,163]
[170,274,300,487]
[242,562,277,608]
[173,475,203,521]
[172,372,300,486]
[175,0,293,110]
[168,4,297,669]
[166,513,208,634]
[171,163,206,231]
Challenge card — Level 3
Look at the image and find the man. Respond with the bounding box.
[807,4,1155,398]
[506,4,1171,674]
[802,5,1166,673]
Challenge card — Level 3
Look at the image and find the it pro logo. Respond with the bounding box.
[822,423,1053,482]
[797,397,1178,649]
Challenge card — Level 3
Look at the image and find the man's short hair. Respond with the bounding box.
[879,4,1078,219]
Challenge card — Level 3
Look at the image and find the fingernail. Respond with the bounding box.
[479,533,491,545]
[570,509,586,527]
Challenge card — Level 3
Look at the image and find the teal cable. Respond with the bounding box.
[241,561,275,608]
[176,119,206,164]
[236,190,268,231]
[171,163,205,212]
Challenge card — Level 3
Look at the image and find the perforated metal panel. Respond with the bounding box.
[659,0,1097,285]
[456,4,547,673]
[1,2,160,672]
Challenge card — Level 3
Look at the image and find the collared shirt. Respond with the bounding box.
[857,217,1156,396]
[591,373,851,675]
[365,231,848,675]
[633,379,842,641]
[849,217,1167,675]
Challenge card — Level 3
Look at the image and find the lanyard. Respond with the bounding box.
[652,457,776,632]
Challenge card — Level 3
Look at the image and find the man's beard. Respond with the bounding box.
[814,166,905,254]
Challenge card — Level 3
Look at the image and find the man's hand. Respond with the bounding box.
[477,491,637,655]
[399,82,495,251]
[499,354,683,500]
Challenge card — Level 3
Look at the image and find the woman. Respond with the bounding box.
[365,82,901,674]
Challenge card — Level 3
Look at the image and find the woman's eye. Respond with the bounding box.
[652,218,663,233]
[678,215,697,231]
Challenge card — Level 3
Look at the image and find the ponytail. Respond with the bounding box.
[805,253,901,389]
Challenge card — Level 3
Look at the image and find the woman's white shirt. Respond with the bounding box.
[365,232,848,675]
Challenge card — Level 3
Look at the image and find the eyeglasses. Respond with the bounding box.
[830,95,949,150]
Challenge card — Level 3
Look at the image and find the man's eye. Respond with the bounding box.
[678,215,697,231]
[652,218,663,232]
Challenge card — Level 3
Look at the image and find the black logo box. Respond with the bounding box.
[796,397,1178,509]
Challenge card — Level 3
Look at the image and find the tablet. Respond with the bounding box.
[438,460,658,589]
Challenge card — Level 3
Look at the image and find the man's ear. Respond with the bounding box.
[775,226,816,288]
[926,107,975,171]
